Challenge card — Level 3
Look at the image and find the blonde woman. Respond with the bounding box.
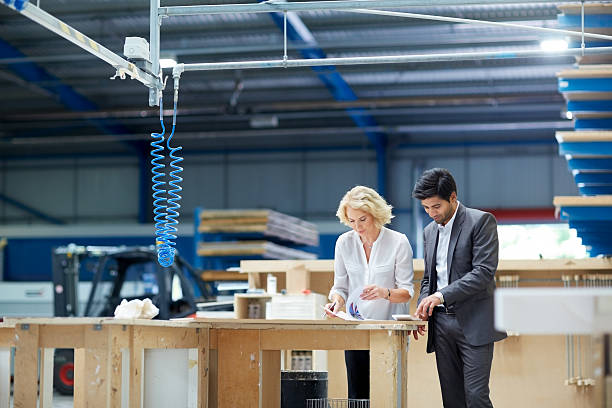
[325,185,414,400]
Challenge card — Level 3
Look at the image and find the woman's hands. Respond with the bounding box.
[324,294,345,317]
[359,284,387,301]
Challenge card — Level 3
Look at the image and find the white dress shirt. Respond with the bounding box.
[329,226,414,320]
[436,202,460,293]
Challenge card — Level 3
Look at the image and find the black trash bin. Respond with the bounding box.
[281,370,328,408]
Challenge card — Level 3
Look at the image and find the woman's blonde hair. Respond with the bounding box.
[336,185,394,228]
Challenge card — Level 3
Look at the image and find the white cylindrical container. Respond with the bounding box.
[265,301,271,319]
[267,274,277,294]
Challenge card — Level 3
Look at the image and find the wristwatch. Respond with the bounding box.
[433,291,444,304]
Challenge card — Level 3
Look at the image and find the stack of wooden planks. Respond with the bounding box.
[197,241,317,260]
[198,209,319,246]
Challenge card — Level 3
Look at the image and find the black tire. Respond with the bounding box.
[53,349,74,395]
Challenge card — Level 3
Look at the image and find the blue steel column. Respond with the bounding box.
[412,163,424,258]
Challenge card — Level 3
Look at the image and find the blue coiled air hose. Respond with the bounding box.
[150,82,183,267]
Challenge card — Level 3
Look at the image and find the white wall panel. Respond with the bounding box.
[467,156,551,208]
[181,158,225,213]
[389,157,414,208]
[551,155,579,196]
[227,157,304,214]
[5,167,74,219]
[0,148,579,225]
[76,165,138,219]
[304,155,377,216]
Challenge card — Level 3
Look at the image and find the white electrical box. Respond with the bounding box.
[124,37,150,61]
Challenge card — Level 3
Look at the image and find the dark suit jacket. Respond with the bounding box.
[418,203,507,353]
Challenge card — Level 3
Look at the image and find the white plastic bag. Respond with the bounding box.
[114,298,159,319]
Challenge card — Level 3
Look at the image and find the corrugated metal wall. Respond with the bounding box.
[0,145,577,226]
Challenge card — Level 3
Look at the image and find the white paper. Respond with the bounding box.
[392,314,418,321]
[346,286,387,320]
[322,305,362,321]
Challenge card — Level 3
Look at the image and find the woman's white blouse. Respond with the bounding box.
[329,227,415,320]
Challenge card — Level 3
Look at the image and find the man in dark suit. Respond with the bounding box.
[412,168,506,408]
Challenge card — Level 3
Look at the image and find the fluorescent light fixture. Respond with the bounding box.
[540,39,568,52]
[159,58,177,69]
[249,115,279,128]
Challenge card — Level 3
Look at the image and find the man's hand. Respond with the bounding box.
[412,325,426,341]
[415,294,442,319]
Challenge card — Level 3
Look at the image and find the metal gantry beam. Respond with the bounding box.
[2,0,162,104]
[174,46,612,74]
[149,0,161,106]
[159,0,576,17]
[348,8,612,42]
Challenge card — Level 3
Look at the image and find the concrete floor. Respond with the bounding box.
[10,392,74,407]
[51,393,74,408]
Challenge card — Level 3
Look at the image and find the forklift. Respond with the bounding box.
[51,244,209,394]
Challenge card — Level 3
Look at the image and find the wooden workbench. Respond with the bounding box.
[4,317,423,408]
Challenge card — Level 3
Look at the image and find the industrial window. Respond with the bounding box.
[498,224,587,260]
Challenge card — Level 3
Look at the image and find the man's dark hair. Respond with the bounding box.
[412,168,457,201]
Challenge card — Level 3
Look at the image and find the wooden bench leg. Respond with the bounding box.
[370,330,403,408]
[0,347,11,408]
[13,323,39,408]
[217,329,260,408]
[38,348,54,408]
[261,350,281,408]
[75,325,111,408]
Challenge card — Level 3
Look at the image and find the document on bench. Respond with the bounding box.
[322,305,366,321]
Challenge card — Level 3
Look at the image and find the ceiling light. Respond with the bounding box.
[249,115,279,128]
[159,58,177,69]
[540,39,568,52]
